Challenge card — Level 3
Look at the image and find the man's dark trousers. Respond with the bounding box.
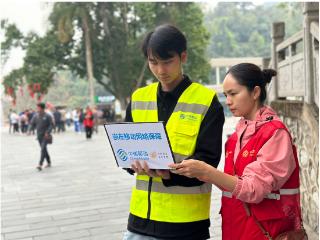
[38,136,51,166]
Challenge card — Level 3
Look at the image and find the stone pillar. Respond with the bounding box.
[270,22,285,102]
[216,67,220,85]
[303,2,319,104]
[262,58,270,70]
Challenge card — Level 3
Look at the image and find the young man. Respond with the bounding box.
[28,102,54,171]
[124,24,225,240]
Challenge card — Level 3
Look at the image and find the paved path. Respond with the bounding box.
[1,118,237,240]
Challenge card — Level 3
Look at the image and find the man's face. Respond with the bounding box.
[37,106,44,113]
[148,51,187,87]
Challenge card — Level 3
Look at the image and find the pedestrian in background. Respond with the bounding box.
[170,63,305,240]
[8,109,13,134]
[83,106,94,139]
[72,108,80,133]
[19,110,29,133]
[65,109,72,128]
[79,108,85,132]
[28,102,54,171]
[92,106,99,133]
[10,110,19,133]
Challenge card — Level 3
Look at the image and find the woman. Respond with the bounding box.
[83,106,94,139]
[169,63,304,240]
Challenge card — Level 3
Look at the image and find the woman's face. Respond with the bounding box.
[222,73,260,120]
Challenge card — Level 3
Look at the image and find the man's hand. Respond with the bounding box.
[131,161,170,179]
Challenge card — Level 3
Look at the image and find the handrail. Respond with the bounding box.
[310,22,319,41]
[276,30,303,52]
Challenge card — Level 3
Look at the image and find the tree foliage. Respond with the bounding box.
[2,25,71,103]
[1,20,24,65]
[49,2,96,105]
[204,2,303,58]
[2,2,304,109]
[47,2,210,108]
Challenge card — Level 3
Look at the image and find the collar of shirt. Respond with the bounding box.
[157,75,192,101]
[156,75,192,123]
[235,105,280,149]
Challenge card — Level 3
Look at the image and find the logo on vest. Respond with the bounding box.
[117,149,128,161]
[249,150,255,156]
[179,113,198,122]
[242,150,249,157]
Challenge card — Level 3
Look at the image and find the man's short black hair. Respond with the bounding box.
[141,24,187,60]
[37,102,46,109]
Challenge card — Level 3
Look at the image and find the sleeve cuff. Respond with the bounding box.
[232,177,242,197]
[123,168,135,175]
[162,172,177,187]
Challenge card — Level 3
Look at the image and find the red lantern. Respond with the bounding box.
[19,86,24,96]
[7,87,13,96]
[33,83,41,92]
[37,93,43,102]
[28,85,34,98]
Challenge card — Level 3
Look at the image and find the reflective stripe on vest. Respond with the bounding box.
[132,101,209,115]
[136,179,212,194]
[130,82,216,222]
[173,102,209,115]
[222,188,300,200]
[132,101,157,110]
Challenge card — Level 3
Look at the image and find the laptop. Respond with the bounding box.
[104,122,175,169]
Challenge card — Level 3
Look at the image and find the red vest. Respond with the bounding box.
[221,121,302,240]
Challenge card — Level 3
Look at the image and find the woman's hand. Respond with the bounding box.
[170,160,238,191]
[169,159,212,182]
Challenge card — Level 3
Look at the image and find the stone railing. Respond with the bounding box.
[310,21,319,106]
[268,2,319,108]
[276,30,304,97]
[267,3,319,239]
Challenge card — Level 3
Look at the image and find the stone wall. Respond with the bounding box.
[271,100,319,240]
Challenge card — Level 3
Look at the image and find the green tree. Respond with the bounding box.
[3,3,211,109]
[1,20,24,65]
[2,28,71,103]
[22,31,70,98]
[48,2,211,109]
[49,2,96,105]
[204,2,303,58]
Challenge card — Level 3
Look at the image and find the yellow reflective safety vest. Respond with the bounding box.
[130,82,216,223]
